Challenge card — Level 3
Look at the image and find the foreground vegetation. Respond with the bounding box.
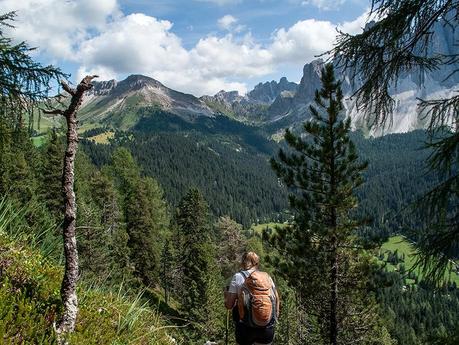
[0,200,174,344]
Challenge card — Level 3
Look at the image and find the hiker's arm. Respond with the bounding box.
[224,291,237,309]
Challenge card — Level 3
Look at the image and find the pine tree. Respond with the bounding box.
[90,169,132,284]
[269,64,379,345]
[109,147,170,286]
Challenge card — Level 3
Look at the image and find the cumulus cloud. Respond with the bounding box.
[75,13,266,95]
[1,0,370,96]
[270,19,337,64]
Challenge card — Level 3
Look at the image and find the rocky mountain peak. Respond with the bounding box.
[214,90,242,103]
[248,77,298,104]
[114,74,165,96]
[295,58,324,103]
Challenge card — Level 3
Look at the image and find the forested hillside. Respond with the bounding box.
[81,127,437,233]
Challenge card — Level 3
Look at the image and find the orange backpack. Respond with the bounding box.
[237,270,278,328]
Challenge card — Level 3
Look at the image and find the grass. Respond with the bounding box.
[380,235,459,285]
[250,222,287,235]
[78,122,103,133]
[87,131,115,144]
[31,135,47,147]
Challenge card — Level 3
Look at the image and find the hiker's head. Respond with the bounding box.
[240,252,259,270]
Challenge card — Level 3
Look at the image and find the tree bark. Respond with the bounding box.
[329,239,338,345]
[54,75,97,335]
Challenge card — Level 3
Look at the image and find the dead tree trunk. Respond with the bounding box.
[44,75,97,336]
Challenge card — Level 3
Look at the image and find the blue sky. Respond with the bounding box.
[1,0,369,96]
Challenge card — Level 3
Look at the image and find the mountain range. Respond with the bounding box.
[78,18,459,138]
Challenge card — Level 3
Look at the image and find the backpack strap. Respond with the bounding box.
[240,269,255,280]
[240,270,249,279]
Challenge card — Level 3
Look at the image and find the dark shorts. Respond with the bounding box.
[235,322,275,345]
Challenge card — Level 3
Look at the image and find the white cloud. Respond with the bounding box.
[301,0,346,11]
[1,0,370,96]
[218,15,238,30]
[0,0,120,60]
[191,34,273,78]
[217,15,246,33]
[270,19,337,64]
[75,13,266,95]
[339,10,371,34]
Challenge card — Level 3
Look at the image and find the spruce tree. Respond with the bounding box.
[269,64,379,345]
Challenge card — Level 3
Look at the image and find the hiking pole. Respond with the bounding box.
[225,309,230,345]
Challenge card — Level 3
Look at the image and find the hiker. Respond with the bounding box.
[224,252,279,345]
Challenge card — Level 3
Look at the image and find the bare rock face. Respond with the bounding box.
[201,90,244,108]
[200,78,298,124]
[88,79,117,96]
[294,59,323,104]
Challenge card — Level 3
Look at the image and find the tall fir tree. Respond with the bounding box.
[175,188,223,342]
[269,64,385,345]
[125,176,169,286]
[109,147,170,286]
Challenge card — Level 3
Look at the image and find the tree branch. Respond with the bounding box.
[41,108,64,116]
[60,81,76,96]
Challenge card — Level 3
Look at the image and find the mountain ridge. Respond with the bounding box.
[77,17,458,137]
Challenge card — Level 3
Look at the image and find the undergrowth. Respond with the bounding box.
[0,197,176,344]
